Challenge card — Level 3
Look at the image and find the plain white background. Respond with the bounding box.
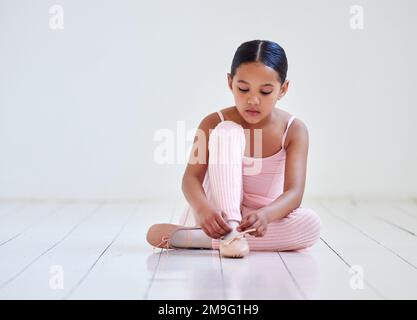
[0,0,416,202]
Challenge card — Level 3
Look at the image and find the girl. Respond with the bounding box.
[147,40,321,258]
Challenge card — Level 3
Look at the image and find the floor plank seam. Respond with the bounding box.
[217,250,228,300]
[277,252,307,300]
[373,216,417,237]
[0,234,21,248]
[319,237,351,269]
[142,249,165,300]
[391,204,417,220]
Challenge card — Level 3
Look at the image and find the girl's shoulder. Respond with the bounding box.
[217,106,236,121]
[282,112,308,150]
[200,106,234,128]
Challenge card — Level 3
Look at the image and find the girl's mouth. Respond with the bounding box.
[246,110,260,117]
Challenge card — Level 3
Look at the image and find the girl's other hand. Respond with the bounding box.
[237,209,269,237]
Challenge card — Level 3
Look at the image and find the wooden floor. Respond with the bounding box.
[1,198,417,300]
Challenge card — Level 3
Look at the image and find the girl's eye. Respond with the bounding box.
[238,88,272,95]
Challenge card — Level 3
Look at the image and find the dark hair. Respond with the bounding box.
[230,40,288,84]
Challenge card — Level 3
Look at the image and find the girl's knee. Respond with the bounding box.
[210,121,245,141]
[304,208,321,230]
[214,120,244,131]
[289,207,321,250]
[245,209,322,252]
[293,207,321,227]
[208,121,246,157]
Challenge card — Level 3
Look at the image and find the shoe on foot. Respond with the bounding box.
[219,228,256,258]
[146,223,200,249]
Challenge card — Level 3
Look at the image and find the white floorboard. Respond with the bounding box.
[71,203,175,300]
[221,251,303,300]
[279,240,380,299]
[0,203,27,219]
[0,202,63,247]
[308,199,417,299]
[1,199,417,299]
[0,202,103,299]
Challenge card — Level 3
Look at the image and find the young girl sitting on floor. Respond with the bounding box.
[147,39,321,258]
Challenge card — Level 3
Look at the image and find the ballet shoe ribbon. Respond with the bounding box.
[223,228,257,246]
[153,235,171,254]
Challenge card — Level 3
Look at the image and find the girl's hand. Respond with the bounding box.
[198,206,232,239]
[237,209,269,237]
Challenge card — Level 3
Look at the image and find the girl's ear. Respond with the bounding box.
[227,73,233,91]
[278,80,290,99]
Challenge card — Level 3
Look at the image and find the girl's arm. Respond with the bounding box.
[262,119,310,223]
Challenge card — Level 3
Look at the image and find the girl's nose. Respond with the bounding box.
[247,96,260,105]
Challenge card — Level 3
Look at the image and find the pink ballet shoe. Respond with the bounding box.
[219,228,256,258]
[146,223,200,251]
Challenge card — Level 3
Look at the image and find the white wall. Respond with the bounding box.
[1,0,416,202]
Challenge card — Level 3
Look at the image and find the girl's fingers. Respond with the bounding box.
[209,223,223,239]
[215,214,232,234]
[212,220,227,236]
[255,226,267,237]
[236,218,247,231]
[238,215,256,231]
[204,224,218,239]
[253,220,261,229]
[248,221,264,236]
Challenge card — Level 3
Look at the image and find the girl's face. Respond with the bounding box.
[227,62,289,125]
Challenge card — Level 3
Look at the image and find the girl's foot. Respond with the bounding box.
[146,223,211,249]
